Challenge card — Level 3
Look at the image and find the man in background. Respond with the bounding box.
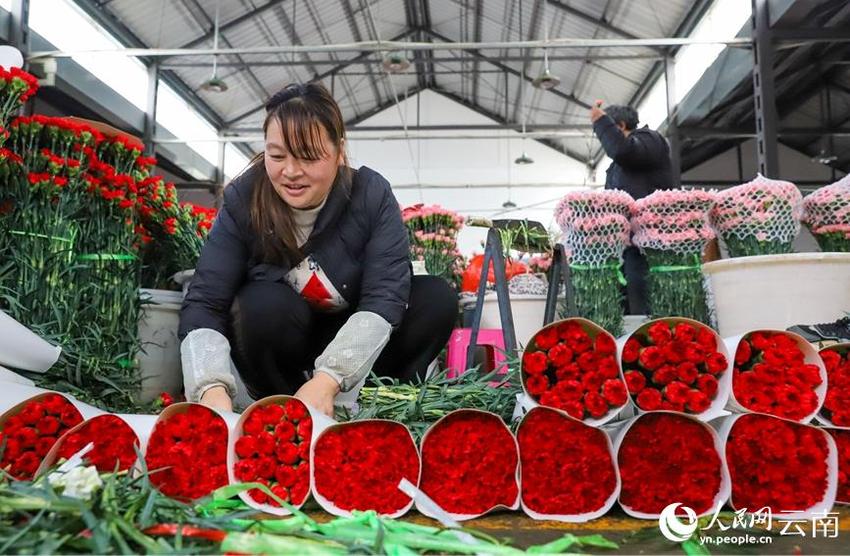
[591,101,675,314]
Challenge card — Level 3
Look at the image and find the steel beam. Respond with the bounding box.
[752,0,779,177]
[179,0,285,49]
[664,56,681,185]
[10,0,29,57]
[144,62,159,156]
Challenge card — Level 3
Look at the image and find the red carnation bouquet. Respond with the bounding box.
[730,330,826,422]
[521,318,628,425]
[818,344,850,426]
[826,428,850,504]
[517,406,619,521]
[313,420,420,517]
[616,412,727,517]
[46,415,140,473]
[229,396,313,515]
[621,318,730,419]
[418,410,519,520]
[0,393,84,479]
[723,413,836,517]
[145,403,229,500]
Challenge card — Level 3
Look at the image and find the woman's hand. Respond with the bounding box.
[200,385,233,412]
[294,372,340,417]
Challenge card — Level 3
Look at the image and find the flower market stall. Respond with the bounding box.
[2,63,850,556]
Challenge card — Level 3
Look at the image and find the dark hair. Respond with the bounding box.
[605,105,639,131]
[249,82,351,265]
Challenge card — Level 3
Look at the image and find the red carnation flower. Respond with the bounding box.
[622,339,641,364]
[547,343,573,367]
[696,374,719,397]
[525,373,550,396]
[727,414,829,513]
[59,415,138,473]
[534,326,560,350]
[673,322,696,342]
[624,370,646,394]
[420,411,518,515]
[827,429,850,503]
[619,413,722,515]
[602,379,628,406]
[647,322,673,346]
[686,390,711,413]
[233,398,313,508]
[519,407,617,516]
[523,321,627,421]
[638,346,665,371]
[522,351,548,375]
[636,388,663,411]
[819,347,850,425]
[313,421,419,514]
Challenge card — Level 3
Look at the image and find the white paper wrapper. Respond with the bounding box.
[717,412,838,520]
[36,413,150,477]
[517,406,620,522]
[141,402,229,497]
[227,395,329,516]
[821,425,850,506]
[618,317,733,422]
[0,309,61,372]
[521,317,629,427]
[724,330,827,423]
[0,384,103,420]
[0,365,34,386]
[417,409,520,521]
[613,411,731,519]
[311,418,421,518]
[815,342,850,427]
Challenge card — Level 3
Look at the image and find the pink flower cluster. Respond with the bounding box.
[802,176,850,238]
[554,189,635,265]
[402,204,464,231]
[632,189,716,255]
[710,175,802,243]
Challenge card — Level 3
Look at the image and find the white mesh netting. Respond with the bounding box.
[802,175,850,249]
[632,189,716,256]
[709,174,802,255]
[553,189,635,266]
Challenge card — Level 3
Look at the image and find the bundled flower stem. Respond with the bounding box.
[402,204,465,285]
[632,189,715,323]
[802,176,850,252]
[350,364,522,442]
[554,190,634,334]
[710,175,802,257]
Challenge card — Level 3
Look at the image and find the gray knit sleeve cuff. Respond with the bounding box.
[314,311,392,392]
[180,328,238,402]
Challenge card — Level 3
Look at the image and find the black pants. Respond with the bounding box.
[623,246,649,315]
[228,275,458,399]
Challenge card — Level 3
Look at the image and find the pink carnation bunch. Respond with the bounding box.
[802,176,850,252]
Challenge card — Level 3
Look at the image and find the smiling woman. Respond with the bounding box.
[178,83,458,416]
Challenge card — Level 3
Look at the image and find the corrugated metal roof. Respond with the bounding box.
[92,0,704,162]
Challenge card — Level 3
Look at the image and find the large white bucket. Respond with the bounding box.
[460,293,547,350]
[702,253,850,337]
[137,288,184,403]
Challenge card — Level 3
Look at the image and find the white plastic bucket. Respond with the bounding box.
[702,253,850,337]
[460,294,547,350]
[137,288,184,403]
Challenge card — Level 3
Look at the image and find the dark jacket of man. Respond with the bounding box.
[178,164,411,340]
[592,115,675,199]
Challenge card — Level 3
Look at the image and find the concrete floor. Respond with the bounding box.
[308,506,850,554]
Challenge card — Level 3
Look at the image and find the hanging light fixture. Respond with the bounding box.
[382,52,410,73]
[812,148,837,165]
[200,0,228,93]
[533,59,561,90]
[502,199,518,209]
[532,2,559,90]
[514,152,534,165]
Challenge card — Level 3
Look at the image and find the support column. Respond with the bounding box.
[752,0,779,177]
[9,0,30,58]
[664,56,681,186]
[144,62,160,157]
[214,133,226,209]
